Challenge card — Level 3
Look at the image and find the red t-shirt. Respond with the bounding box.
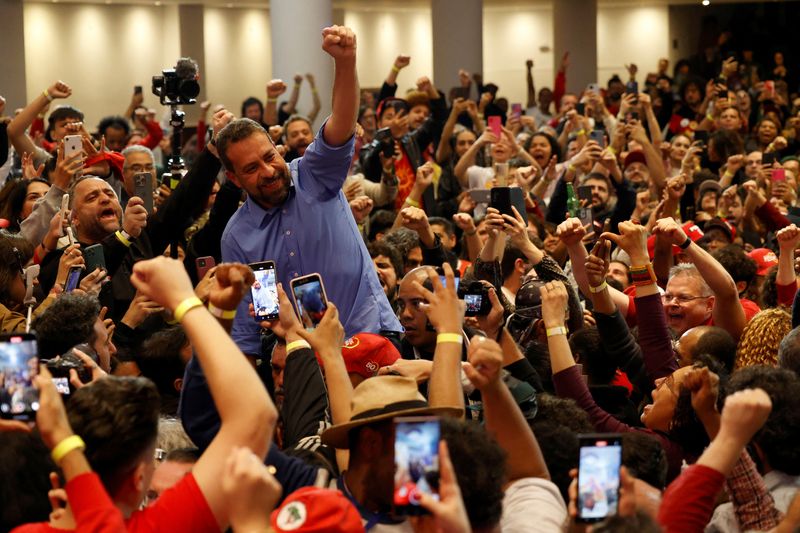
[12,472,218,533]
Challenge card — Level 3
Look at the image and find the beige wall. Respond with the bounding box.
[20,1,675,129]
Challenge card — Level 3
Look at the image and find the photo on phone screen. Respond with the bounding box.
[394,416,440,515]
[577,434,622,523]
[0,333,39,420]
[772,168,786,182]
[511,103,522,118]
[291,273,328,331]
[589,130,605,147]
[250,261,279,321]
[464,294,483,315]
[65,266,82,293]
[52,377,70,396]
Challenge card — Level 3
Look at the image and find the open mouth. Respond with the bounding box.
[99,207,117,221]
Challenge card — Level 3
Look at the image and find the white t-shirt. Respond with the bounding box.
[501,477,568,532]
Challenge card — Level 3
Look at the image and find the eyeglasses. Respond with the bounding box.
[656,374,678,396]
[661,293,710,305]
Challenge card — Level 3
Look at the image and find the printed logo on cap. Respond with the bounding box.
[344,336,361,349]
[276,501,307,530]
[365,361,379,373]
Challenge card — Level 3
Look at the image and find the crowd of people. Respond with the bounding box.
[0,19,799,533]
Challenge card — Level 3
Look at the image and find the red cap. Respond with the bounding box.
[623,150,647,170]
[748,248,778,276]
[341,333,400,379]
[271,487,365,533]
[647,221,704,259]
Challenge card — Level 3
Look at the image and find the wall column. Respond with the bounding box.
[0,0,27,111]
[553,0,597,94]
[431,0,482,99]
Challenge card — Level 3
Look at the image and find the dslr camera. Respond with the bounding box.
[152,58,200,106]
[457,281,491,317]
[45,343,98,385]
[373,127,395,158]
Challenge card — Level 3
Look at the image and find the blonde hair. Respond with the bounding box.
[736,308,792,369]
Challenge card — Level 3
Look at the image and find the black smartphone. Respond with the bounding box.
[290,273,328,331]
[577,185,593,205]
[134,85,143,95]
[434,266,460,292]
[575,102,586,115]
[490,187,526,220]
[134,172,154,214]
[393,416,440,516]
[83,244,106,274]
[250,261,279,321]
[0,333,39,421]
[762,152,777,166]
[65,265,82,293]
[589,129,605,147]
[375,127,395,158]
[576,433,623,523]
[625,80,638,98]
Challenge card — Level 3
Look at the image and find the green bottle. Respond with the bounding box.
[566,182,580,217]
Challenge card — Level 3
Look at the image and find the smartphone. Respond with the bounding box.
[762,152,777,166]
[511,103,522,119]
[58,194,70,237]
[587,83,600,94]
[63,135,82,159]
[393,416,440,516]
[66,227,75,247]
[374,127,395,158]
[772,168,786,182]
[625,81,638,96]
[134,85,143,95]
[490,186,526,220]
[625,111,639,122]
[589,130,605,147]
[576,433,623,523]
[694,129,709,151]
[494,162,509,187]
[195,256,216,281]
[65,265,82,293]
[83,244,106,273]
[52,377,70,396]
[290,273,328,331]
[250,261,279,321]
[468,189,491,204]
[765,80,775,99]
[134,172,154,214]
[0,333,39,421]
[434,266,460,292]
[575,102,586,115]
[488,115,502,138]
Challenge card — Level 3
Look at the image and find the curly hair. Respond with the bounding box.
[32,294,101,359]
[736,308,792,369]
[0,232,33,307]
[727,366,800,475]
[0,178,50,232]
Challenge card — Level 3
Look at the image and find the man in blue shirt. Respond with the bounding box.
[216,25,401,356]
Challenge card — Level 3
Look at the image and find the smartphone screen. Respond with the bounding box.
[393,416,440,515]
[0,333,39,421]
[576,434,622,523]
[52,377,70,396]
[511,103,522,119]
[772,168,786,182]
[250,261,279,321]
[65,266,82,293]
[625,81,638,95]
[291,274,328,331]
[134,172,154,214]
[488,116,502,138]
[575,102,586,115]
[464,293,483,316]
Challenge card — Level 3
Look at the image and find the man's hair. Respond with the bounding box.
[367,241,403,281]
[97,115,131,137]
[621,432,668,490]
[712,245,757,285]
[165,447,201,464]
[368,209,396,242]
[582,171,611,189]
[137,327,189,414]
[46,106,84,141]
[215,118,269,172]
[500,241,528,282]
[669,264,712,296]
[736,308,792,369]
[282,114,312,135]
[69,377,161,496]
[727,366,800,475]
[692,326,737,374]
[778,326,800,375]
[0,432,56,530]
[382,228,420,263]
[710,129,745,161]
[427,217,455,237]
[441,418,506,529]
[121,144,155,167]
[67,175,116,209]
[569,327,617,385]
[0,232,32,306]
[240,96,263,118]
[157,416,196,454]
[32,294,100,359]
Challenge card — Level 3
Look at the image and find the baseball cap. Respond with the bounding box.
[697,180,722,199]
[703,217,736,242]
[340,333,400,380]
[623,150,647,170]
[271,487,365,533]
[748,248,778,276]
[647,221,704,259]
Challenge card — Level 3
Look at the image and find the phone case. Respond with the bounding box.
[134,173,154,213]
[64,135,82,158]
[195,256,216,281]
[83,245,106,273]
[290,273,328,330]
[250,261,279,320]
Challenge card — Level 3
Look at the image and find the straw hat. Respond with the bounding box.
[320,375,463,449]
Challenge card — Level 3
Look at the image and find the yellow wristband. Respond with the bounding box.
[607,146,617,155]
[51,435,85,464]
[404,197,420,208]
[42,89,53,102]
[436,333,463,345]
[286,339,311,353]
[723,170,734,179]
[546,326,567,338]
[173,296,203,323]
[115,230,132,247]
[576,129,586,136]
[207,302,236,319]
[568,163,577,172]
[267,97,277,103]
[392,65,400,73]
[706,114,714,122]
[589,281,608,293]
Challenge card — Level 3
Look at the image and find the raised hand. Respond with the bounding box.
[452,213,476,234]
[718,388,772,447]
[777,224,800,252]
[349,195,374,224]
[410,263,465,334]
[651,217,688,248]
[585,238,610,288]
[601,220,650,263]
[121,291,164,329]
[79,267,107,297]
[122,197,148,238]
[293,73,303,85]
[416,441,471,533]
[266,79,288,99]
[540,280,568,329]
[207,263,255,313]
[296,301,345,353]
[221,446,283,533]
[21,152,45,180]
[47,81,72,100]
[556,217,589,247]
[684,366,720,426]
[130,256,196,311]
[321,25,357,61]
[400,206,432,235]
[33,365,73,448]
[395,55,411,70]
[463,336,503,391]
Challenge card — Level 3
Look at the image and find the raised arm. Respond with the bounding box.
[130,259,277,530]
[321,26,359,147]
[284,74,303,116]
[776,224,800,288]
[263,79,287,126]
[626,120,666,191]
[525,59,536,108]
[454,129,496,188]
[8,80,72,158]
[305,73,322,123]
[653,217,746,340]
[436,98,468,164]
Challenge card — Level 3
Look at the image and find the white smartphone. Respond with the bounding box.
[290,273,328,331]
[59,194,70,236]
[63,135,82,159]
[66,227,75,247]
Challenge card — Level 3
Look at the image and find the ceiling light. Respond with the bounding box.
[702,0,710,5]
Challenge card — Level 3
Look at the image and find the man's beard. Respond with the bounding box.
[253,166,291,209]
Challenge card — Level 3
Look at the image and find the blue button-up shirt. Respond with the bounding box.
[222,126,401,355]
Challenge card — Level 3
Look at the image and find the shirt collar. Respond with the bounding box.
[242,185,296,228]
